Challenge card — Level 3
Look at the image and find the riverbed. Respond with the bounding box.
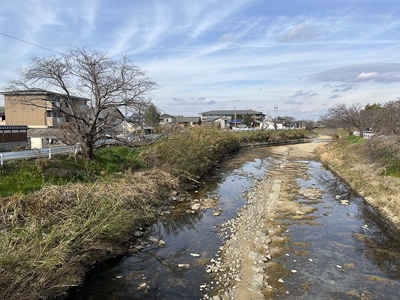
[69,141,400,299]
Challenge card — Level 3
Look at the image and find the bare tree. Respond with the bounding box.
[8,47,158,159]
[300,119,316,130]
[375,99,400,135]
[323,103,372,137]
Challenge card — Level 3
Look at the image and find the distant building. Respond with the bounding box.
[159,114,176,125]
[176,116,201,127]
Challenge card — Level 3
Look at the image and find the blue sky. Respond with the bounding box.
[1,0,400,120]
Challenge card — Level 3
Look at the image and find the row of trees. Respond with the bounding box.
[323,100,400,137]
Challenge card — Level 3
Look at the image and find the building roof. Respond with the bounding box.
[160,113,175,118]
[176,117,201,123]
[27,128,61,138]
[1,89,89,101]
[200,109,264,115]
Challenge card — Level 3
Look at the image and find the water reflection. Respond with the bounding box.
[271,159,400,299]
[157,206,202,235]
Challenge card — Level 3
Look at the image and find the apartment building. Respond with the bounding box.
[2,89,88,128]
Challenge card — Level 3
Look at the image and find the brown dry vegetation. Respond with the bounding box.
[0,170,179,300]
[316,135,400,229]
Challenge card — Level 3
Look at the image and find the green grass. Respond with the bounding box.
[0,161,44,195]
[0,146,145,196]
[380,166,400,178]
[346,134,365,144]
[93,145,145,173]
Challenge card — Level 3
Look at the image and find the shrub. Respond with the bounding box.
[142,127,240,181]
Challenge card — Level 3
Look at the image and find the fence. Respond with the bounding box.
[0,144,81,166]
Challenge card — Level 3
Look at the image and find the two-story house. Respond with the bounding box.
[2,89,88,128]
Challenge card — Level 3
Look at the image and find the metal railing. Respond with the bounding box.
[0,144,81,166]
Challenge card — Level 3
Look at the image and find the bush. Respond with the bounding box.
[364,136,400,177]
[142,127,240,181]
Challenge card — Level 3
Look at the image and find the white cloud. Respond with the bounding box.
[315,63,400,83]
[357,72,378,80]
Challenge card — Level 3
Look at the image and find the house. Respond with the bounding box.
[175,116,201,127]
[212,117,230,128]
[2,89,88,128]
[159,114,176,126]
[200,109,265,127]
[97,107,126,138]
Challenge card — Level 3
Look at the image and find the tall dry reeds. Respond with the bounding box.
[142,126,240,181]
[0,170,179,300]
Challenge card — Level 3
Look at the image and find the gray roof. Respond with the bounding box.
[1,89,89,101]
[176,117,201,123]
[27,128,61,138]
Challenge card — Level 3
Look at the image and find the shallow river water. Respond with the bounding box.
[69,146,400,299]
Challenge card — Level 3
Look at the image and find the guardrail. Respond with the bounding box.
[0,144,81,166]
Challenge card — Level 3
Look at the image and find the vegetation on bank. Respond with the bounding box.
[0,127,310,300]
[316,133,400,227]
[0,146,144,196]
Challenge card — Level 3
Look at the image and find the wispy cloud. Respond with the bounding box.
[277,22,322,43]
[331,83,356,93]
[329,94,341,99]
[291,89,318,98]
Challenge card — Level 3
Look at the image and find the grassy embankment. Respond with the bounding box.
[0,127,309,300]
[316,132,400,228]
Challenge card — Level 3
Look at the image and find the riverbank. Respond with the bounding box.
[316,138,400,230]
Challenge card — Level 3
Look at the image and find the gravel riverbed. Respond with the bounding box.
[204,138,330,300]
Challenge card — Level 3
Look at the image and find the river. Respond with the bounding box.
[69,145,400,299]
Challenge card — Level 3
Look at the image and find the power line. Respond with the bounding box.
[0,49,28,59]
[0,32,60,54]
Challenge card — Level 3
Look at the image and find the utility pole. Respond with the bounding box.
[273,105,278,121]
[234,107,237,128]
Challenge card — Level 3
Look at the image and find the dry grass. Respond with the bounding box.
[316,137,400,229]
[0,170,179,300]
[141,126,240,182]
